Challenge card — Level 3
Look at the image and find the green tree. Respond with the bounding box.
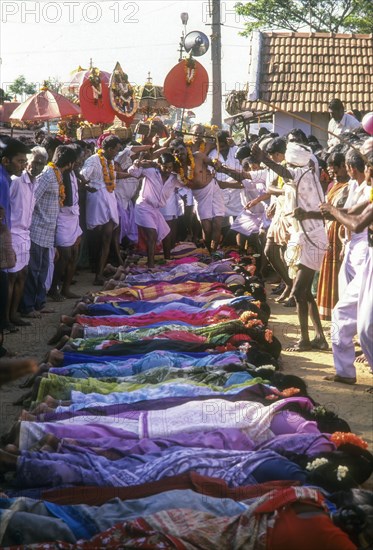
[235,0,373,34]
[8,75,37,99]
[0,88,12,104]
[44,77,63,94]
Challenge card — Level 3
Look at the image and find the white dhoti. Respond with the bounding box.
[134,202,170,243]
[332,244,373,378]
[6,233,30,273]
[193,179,225,221]
[285,225,328,277]
[86,188,119,230]
[338,237,368,297]
[55,207,82,247]
[357,246,373,371]
[231,209,263,236]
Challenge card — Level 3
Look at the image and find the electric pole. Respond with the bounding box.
[211,0,222,126]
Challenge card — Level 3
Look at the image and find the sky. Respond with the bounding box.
[0,0,252,123]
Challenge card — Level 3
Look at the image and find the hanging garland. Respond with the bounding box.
[184,57,196,86]
[48,162,65,207]
[97,149,116,192]
[175,146,195,186]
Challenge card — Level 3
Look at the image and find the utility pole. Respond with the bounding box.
[211,0,222,126]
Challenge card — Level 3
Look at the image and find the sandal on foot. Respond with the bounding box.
[324,374,356,385]
[283,297,296,308]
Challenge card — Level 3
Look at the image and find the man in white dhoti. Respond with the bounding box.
[128,153,182,267]
[49,144,83,301]
[5,147,47,328]
[170,140,225,252]
[81,135,122,285]
[114,143,151,246]
[209,131,242,221]
[319,153,373,385]
[254,142,328,352]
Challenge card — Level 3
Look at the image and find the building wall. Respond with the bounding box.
[273,112,329,147]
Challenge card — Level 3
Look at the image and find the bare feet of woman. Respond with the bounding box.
[46,349,64,367]
[72,302,88,316]
[47,323,72,346]
[60,315,76,326]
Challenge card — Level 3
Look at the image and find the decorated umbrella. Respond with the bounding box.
[135,73,170,118]
[9,85,81,123]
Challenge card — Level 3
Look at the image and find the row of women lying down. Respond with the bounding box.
[1,260,372,548]
[1,382,373,549]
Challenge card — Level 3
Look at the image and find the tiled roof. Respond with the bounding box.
[245,32,373,113]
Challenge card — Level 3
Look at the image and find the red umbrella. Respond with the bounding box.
[9,86,81,122]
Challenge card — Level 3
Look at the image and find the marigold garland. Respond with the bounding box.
[175,146,195,186]
[331,432,369,450]
[97,149,116,192]
[184,58,196,86]
[48,162,65,207]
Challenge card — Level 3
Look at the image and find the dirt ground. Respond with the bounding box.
[0,268,372,455]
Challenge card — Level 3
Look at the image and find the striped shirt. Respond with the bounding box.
[30,166,59,248]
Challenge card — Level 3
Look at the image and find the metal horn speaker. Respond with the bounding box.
[184,31,210,57]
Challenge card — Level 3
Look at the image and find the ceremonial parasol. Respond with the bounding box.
[9,86,81,122]
[135,73,170,118]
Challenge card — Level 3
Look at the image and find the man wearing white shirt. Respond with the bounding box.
[81,135,122,285]
[328,99,360,149]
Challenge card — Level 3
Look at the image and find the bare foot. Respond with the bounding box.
[61,290,81,299]
[103,279,117,290]
[47,349,64,367]
[22,310,41,319]
[19,410,37,421]
[60,315,75,326]
[72,302,88,316]
[48,323,72,346]
[103,263,117,276]
[71,323,84,338]
[324,374,357,385]
[355,353,368,364]
[285,340,312,352]
[55,335,70,350]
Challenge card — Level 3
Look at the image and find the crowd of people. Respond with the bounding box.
[0,97,372,547]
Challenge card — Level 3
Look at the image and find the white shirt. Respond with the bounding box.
[328,113,360,148]
[9,171,35,240]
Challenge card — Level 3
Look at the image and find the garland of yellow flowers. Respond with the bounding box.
[184,57,196,86]
[186,140,206,153]
[175,146,195,186]
[48,162,65,207]
[330,432,368,450]
[97,149,115,192]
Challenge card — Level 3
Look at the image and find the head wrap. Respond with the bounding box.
[285,142,312,166]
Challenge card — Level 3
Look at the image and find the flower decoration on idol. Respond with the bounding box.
[184,57,196,86]
[89,67,103,102]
